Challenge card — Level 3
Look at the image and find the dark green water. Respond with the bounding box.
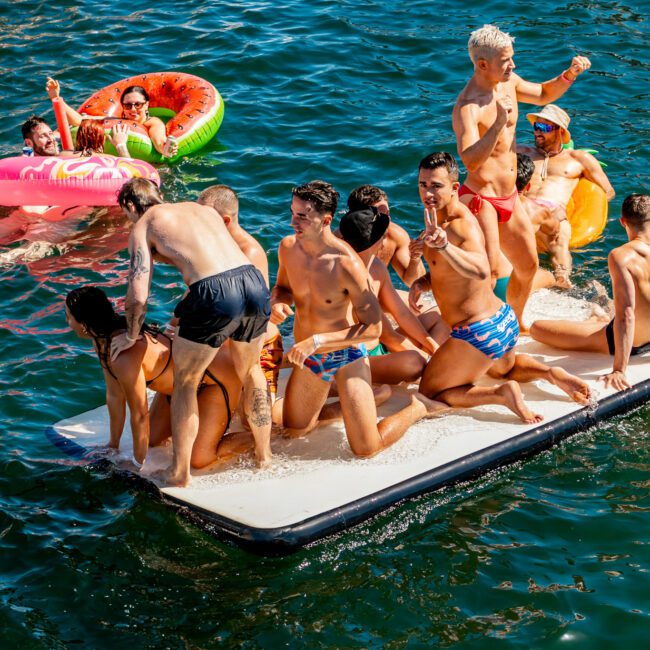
[1,1,649,647]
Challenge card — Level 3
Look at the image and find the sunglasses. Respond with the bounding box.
[122,101,146,110]
[533,121,560,133]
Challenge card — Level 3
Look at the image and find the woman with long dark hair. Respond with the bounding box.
[65,285,243,468]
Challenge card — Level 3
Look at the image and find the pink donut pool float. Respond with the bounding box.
[0,155,160,207]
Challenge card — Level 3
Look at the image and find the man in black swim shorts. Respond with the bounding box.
[111,178,272,486]
[531,194,650,391]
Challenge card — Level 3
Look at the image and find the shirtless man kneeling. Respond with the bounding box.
[410,153,590,419]
[272,180,446,457]
[111,179,272,486]
[453,24,591,330]
[531,194,650,391]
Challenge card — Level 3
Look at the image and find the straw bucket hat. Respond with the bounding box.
[526,104,571,144]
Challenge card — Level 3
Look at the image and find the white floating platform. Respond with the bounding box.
[46,292,650,554]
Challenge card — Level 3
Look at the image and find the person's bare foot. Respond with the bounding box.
[283,426,311,439]
[496,380,544,424]
[554,272,573,289]
[549,366,591,404]
[589,280,614,318]
[373,384,392,407]
[590,303,611,322]
[214,431,255,463]
[412,391,450,418]
[150,467,190,488]
[255,444,272,469]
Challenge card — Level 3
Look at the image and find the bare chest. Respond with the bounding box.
[287,252,348,310]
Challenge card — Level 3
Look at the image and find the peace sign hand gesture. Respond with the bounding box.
[422,207,448,250]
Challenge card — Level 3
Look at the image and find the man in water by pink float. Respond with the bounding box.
[453,24,591,331]
[21,116,58,156]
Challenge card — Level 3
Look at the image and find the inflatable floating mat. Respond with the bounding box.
[46,292,650,555]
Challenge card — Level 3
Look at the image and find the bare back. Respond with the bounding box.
[141,203,250,285]
[612,240,650,346]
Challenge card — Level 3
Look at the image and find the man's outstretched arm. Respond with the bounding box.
[514,56,591,105]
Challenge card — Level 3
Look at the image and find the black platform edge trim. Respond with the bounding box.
[45,379,650,556]
[44,426,89,458]
[162,379,650,555]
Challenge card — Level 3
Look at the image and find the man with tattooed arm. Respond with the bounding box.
[110,178,272,486]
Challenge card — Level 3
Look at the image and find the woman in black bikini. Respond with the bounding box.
[65,286,244,468]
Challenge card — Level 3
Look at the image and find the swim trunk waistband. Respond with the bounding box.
[450,303,519,360]
[458,184,518,223]
[304,344,368,382]
[605,319,650,357]
[187,265,256,288]
[367,342,389,357]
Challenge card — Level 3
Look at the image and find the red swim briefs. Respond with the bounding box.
[458,184,518,223]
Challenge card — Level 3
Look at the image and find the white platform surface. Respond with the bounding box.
[51,291,650,530]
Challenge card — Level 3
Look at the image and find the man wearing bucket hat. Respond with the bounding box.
[338,206,448,385]
[518,104,615,284]
[453,24,592,332]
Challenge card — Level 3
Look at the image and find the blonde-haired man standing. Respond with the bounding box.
[453,24,591,331]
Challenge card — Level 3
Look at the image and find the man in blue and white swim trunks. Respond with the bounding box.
[409,152,590,422]
[271,181,447,457]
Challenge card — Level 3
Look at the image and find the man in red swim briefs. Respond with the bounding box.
[452,24,591,331]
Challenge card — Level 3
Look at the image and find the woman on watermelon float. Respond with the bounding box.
[46,77,177,158]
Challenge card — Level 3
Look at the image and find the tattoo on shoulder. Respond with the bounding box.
[129,248,149,281]
[250,388,271,427]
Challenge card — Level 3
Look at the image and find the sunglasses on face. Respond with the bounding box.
[533,121,560,133]
[122,101,146,110]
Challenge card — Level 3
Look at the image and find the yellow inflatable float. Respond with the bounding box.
[565,178,608,249]
[536,178,608,253]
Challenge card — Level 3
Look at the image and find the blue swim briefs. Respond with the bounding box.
[450,303,519,360]
[303,345,368,382]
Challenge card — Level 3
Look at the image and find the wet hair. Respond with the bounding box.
[292,180,340,216]
[468,24,514,64]
[75,119,105,156]
[66,286,158,376]
[198,185,239,220]
[21,115,50,140]
[418,151,460,181]
[120,85,150,104]
[117,178,163,216]
[621,194,650,226]
[347,185,388,211]
[516,153,535,191]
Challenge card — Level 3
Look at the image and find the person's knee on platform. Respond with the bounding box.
[403,353,427,383]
